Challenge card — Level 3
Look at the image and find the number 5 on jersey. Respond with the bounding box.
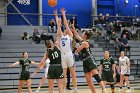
[62,41,65,47]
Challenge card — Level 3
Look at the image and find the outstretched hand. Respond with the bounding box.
[53,9,58,16]
[60,8,66,15]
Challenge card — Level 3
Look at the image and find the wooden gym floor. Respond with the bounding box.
[0,83,140,93]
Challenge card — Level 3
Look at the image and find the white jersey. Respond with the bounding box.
[119,56,130,75]
[60,34,73,55]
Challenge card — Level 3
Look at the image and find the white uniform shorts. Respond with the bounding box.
[61,54,75,68]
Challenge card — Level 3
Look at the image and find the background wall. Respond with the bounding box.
[42,0,92,28]
[6,0,140,27]
[7,0,38,25]
[97,0,140,16]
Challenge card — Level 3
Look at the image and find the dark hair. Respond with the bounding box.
[22,52,27,56]
[84,30,93,40]
[45,40,51,48]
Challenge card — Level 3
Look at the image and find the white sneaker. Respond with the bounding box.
[103,89,107,93]
[118,89,122,92]
[35,89,40,92]
[126,89,131,92]
[73,90,78,93]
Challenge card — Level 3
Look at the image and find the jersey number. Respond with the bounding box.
[62,41,65,47]
[105,65,109,68]
[52,51,59,59]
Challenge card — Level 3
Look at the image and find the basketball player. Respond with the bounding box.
[72,25,107,93]
[118,51,131,92]
[9,52,38,93]
[38,18,64,93]
[32,59,50,92]
[99,51,116,93]
[54,9,78,93]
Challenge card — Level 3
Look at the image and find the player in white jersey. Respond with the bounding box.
[32,59,50,92]
[118,51,131,92]
[54,9,78,93]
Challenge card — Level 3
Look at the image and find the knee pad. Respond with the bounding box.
[110,84,115,89]
[93,74,101,83]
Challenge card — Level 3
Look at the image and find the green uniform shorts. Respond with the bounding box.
[101,71,114,82]
[47,65,64,79]
[19,71,30,80]
[83,58,97,73]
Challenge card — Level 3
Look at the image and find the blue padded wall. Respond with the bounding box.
[97,0,140,16]
[7,0,38,26]
[42,0,92,28]
[7,0,140,26]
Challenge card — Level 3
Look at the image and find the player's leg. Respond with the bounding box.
[18,80,25,93]
[57,79,64,93]
[61,55,67,91]
[36,77,47,92]
[67,55,78,91]
[25,79,32,93]
[48,79,55,93]
[125,75,131,92]
[109,83,115,93]
[85,72,96,93]
[91,69,106,93]
[119,75,125,91]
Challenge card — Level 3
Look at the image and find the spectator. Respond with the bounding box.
[22,32,29,40]
[48,19,56,33]
[110,31,118,41]
[113,20,121,32]
[41,28,54,43]
[70,16,80,30]
[0,27,2,37]
[106,23,114,36]
[33,28,41,44]
[121,27,131,40]
[121,35,131,53]
[114,38,122,52]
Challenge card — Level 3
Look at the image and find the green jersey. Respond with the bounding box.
[19,59,31,72]
[48,46,61,65]
[79,41,91,59]
[100,57,115,72]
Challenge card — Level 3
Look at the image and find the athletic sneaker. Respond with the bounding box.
[118,89,122,92]
[103,89,107,93]
[35,89,40,92]
[73,90,78,93]
[126,89,131,92]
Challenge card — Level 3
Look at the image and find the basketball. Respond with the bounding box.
[48,0,57,7]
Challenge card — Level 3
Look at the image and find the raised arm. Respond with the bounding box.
[75,42,88,54]
[60,8,73,38]
[71,24,83,41]
[54,10,62,38]
[55,18,62,49]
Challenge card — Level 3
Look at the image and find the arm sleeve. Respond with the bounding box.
[28,60,31,64]
[19,59,22,65]
[100,59,103,65]
[111,58,115,64]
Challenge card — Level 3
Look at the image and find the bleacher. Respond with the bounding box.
[0,26,139,90]
[0,26,103,89]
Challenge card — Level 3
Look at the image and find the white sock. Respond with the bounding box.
[74,87,77,91]
[38,87,40,90]
[64,89,66,92]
